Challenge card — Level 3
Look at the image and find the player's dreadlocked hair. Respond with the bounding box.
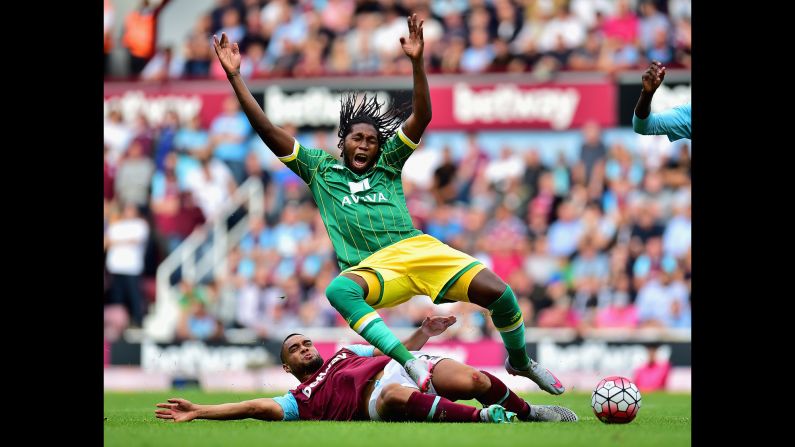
[337,92,410,154]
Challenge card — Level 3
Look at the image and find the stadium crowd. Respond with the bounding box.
[104,0,691,344]
[105,0,691,80]
[103,95,691,343]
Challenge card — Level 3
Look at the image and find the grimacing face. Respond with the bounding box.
[282,334,324,376]
[343,122,380,174]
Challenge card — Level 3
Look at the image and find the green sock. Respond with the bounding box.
[487,285,530,369]
[360,319,416,366]
[325,275,416,366]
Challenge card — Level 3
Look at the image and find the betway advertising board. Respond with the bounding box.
[109,339,690,377]
[104,80,616,131]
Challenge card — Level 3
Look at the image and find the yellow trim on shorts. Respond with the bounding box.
[348,269,382,305]
[438,262,486,304]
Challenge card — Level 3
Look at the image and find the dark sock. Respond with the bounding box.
[476,371,531,420]
[405,392,481,422]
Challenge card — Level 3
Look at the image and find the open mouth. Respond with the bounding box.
[352,153,368,169]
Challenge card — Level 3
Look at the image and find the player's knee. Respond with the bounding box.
[469,370,491,394]
[325,276,364,310]
[472,270,508,305]
[380,384,410,408]
[488,282,508,302]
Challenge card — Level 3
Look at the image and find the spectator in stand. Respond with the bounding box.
[645,27,674,65]
[635,257,688,328]
[173,115,209,180]
[663,199,691,259]
[485,146,524,191]
[431,146,458,205]
[547,201,584,259]
[210,97,253,184]
[638,0,672,52]
[633,343,671,392]
[673,16,691,67]
[662,144,691,187]
[448,207,488,256]
[140,47,185,81]
[153,110,181,171]
[183,14,214,77]
[485,204,527,248]
[321,0,355,35]
[435,34,466,74]
[426,205,464,245]
[115,140,155,208]
[150,151,184,254]
[104,110,134,167]
[121,0,172,76]
[105,203,150,327]
[176,281,224,341]
[236,264,286,338]
[242,150,271,190]
[238,4,268,54]
[594,274,638,328]
[177,300,224,341]
[536,4,586,54]
[567,29,602,71]
[600,0,638,46]
[577,121,608,187]
[571,236,610,287]
[460,27,495,73]
[536,274,577,329]
[524,234,559,287]
[239,215,276,257]
[217,7,246,44]
[184,146,237,223]
[130,113,156,157]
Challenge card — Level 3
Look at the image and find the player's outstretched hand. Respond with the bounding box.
[155,398,199,423]
[400,13,424,62]
[213,32,241,76]
[641,61,666,94]
[421,315,457,336]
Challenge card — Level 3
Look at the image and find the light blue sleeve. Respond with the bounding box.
[344,345,376,357]
[150,173,165,200]
[633,103,691,141]
[271,392,299,421]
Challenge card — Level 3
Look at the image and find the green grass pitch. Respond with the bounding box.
[105,390,690,447]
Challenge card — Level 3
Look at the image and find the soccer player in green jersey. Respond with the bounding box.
[212,14,564,395]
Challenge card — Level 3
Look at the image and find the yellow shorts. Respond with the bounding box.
[342,234,485,308]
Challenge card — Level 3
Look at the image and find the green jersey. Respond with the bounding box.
[278,127,423,270]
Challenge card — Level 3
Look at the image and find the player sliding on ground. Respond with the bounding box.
[155,316,577,423]
[211,13,564,395]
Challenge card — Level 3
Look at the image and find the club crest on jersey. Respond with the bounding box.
[341,178,388,206]
[348,178,371,194]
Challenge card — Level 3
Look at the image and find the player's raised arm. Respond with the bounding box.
[633,61,666,121]
[213,32,294,158]
[372,315,457,356]
[155,397,284,422]
[399,14,432,143]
